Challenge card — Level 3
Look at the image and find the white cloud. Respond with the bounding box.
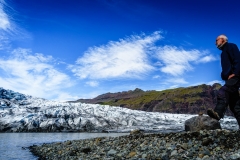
[0,48,75,100]
[70,31,162,79]
[168,78,188,84]
[54,92,80,102]
[0,1,11,50]
[0,34,9,50]
[206,80,223,85]
[152,75,160,79]
[169,85,179,89]
[0,0,27,51]
[198,55,216,63]
[0,1,10,31]
[156,46,215,76]
[86,81,99,87]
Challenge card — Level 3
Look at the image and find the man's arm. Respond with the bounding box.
[229,43,240,77]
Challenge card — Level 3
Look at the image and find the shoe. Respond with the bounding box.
[207,108,220,120]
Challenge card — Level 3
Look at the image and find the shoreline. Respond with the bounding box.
[0,128,185,133]
[29,129,240,160]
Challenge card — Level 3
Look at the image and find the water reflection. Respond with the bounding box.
[0,132,129,160]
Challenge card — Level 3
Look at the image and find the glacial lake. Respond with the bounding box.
[0,132,129,160]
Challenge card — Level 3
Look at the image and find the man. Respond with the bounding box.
[207,34,240,128]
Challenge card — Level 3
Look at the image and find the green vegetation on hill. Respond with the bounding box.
[75,83,225,114]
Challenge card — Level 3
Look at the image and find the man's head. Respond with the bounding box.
[216,34,228,50]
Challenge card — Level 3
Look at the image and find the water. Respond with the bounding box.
[0,132,129,160]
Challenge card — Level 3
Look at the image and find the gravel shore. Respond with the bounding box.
[29,129,240,160]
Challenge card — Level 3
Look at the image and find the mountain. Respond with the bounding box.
[0,87,237,132]
[71,83,229,115]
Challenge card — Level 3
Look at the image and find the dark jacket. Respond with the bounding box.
[220,42,240,80]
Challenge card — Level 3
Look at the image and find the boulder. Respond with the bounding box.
[130,129,144,135]
[185,115,221,132]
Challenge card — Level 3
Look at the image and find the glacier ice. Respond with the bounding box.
[0,87,238,132]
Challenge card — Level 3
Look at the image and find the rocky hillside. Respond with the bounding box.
[71,83,234,115]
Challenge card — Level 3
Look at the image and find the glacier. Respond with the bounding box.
[0,87,238,132]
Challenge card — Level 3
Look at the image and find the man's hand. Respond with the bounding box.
[228,74,235,79]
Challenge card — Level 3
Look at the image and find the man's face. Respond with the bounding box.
[215,37,224,49]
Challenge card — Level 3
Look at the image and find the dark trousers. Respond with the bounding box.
[214,76,240,126]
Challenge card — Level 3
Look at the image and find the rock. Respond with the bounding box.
[170,150,178,156]
[181,143,188,150]
[65,141,72,145]
[185,115,221,132]
[230,153,240,160]
[130,129,143,135]
[107,149,117,156]
[127,151,136,158]
[29,129,240,159]
[81,147,91,154]
[142,154,147,158]
[202,155,210,160]
[202,138,213,146]
[198,153,204,158]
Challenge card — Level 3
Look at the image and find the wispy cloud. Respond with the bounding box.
[70,31,162,79]
[0,34,9,50]
[168,77,188,84]
[0,0,10,31]
[158,77,188,90]
[70,31,217,92]
[155,46,215,76]
[0,0,29,51]
[152,75,160,79]
[0,1,77,100]
[86,81,99,87]
[0,48,75,100]
[198,55,217,63]
[0,0,12,50]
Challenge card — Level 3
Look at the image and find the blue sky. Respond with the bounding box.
[1,0,240,101]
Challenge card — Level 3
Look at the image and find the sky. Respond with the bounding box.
[1,0,240,101]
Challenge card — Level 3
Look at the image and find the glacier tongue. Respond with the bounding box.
[0,88,238,132]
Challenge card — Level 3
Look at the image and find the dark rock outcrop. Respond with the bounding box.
[185,115,221,132]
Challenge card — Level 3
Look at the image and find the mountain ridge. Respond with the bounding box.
[70,83,234,115]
